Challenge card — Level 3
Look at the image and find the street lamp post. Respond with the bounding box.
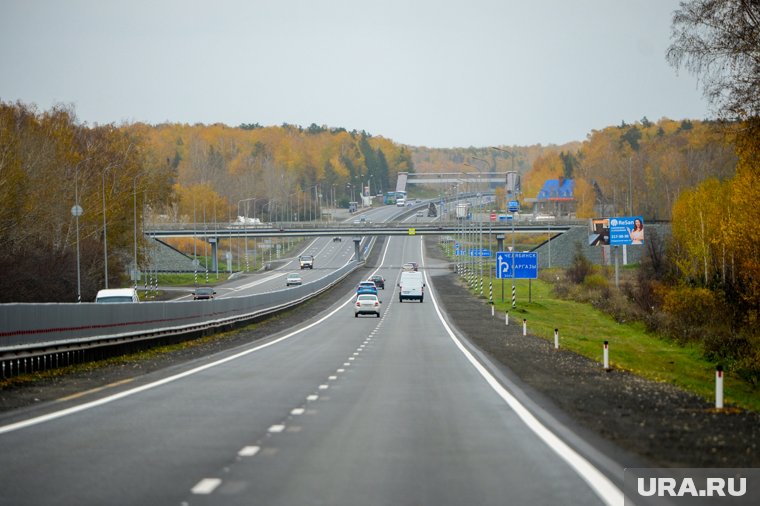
[102,166,113,289]
[72,165,84,302]
[132,174,144,289]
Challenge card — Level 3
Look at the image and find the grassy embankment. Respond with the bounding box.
[469,273,759,413]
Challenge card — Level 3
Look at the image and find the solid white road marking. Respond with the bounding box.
[0,236,399,438]
[418,239,624,506]
[238,446,261,457]
[0,236,397,436]
[191,478,222,495]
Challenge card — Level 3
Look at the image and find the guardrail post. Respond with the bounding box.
[716,365,724,409]
[554,328,559,349]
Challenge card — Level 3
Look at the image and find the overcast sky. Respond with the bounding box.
[0,0,709,148]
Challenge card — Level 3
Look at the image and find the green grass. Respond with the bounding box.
[473,274,759,412]
[154,272,233,286]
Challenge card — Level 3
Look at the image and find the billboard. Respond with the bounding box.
[609,216,645,245]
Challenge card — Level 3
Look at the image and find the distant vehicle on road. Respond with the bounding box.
[333,236,342,242]
[356,281,378,296]
[95,288,140,303]
[402,262,419,272]
[286,273,303,286]
[354,293,382,318]
[299,255,314,269]
[398,271,425,303]
[192,286,216,300]
[368,274,385,289]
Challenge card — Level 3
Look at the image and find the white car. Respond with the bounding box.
[354,293,382,318]
[95,288,140,303]
[286,273,303,286]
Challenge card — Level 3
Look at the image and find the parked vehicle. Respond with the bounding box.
[368,274,385,289]
[286,273,303,286]
[192,286,216,300]
[356,281,378,296]
[354,293,382,318]
[398,271,425,303]
[95,288,140,303]
[299,255,314,269]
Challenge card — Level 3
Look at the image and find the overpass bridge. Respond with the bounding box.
[144,221,575,239]
[144,220,578,271]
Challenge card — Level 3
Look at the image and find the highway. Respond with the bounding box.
[0,226,623,505]
[196,205,407,299]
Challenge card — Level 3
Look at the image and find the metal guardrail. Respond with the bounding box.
[0,258,367,379]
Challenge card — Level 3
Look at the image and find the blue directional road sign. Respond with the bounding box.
[496,252,539,279]
[508,200,520,213]
[469,248,492,257]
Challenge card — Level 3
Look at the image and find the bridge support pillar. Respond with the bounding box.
[353,236,362,262]
[209,237,218,273]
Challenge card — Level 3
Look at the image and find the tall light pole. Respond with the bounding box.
[72,165,84,302]
[102,165,113,289]
[133,174,143,289]
[492,147,521,307]
[238,197,256,272]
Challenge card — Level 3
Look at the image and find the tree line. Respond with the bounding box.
[0,105,414,302]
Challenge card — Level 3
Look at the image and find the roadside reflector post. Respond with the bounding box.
[491,305,494,317]
[505,312,509,326]
[522,319,527,336]
[554,328,559,349]
[716,365,724,409]
[603,341,610,370]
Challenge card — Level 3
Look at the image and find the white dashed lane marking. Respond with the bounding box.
[191,478,222,495]
[268,424,286,433]
[319,384,329,390]
[238,446,261,457]
[307,395,319,401]
[291,408,305,416]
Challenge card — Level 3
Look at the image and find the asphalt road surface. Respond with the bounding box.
[0,233,623,505]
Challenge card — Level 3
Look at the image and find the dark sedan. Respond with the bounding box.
[193,286,216,300]
[369,275,385,289]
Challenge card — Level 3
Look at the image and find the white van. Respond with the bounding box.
[95,288,140,303]
[398,271,425,303]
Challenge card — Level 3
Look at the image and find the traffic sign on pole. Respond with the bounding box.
[496,252,539,279]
